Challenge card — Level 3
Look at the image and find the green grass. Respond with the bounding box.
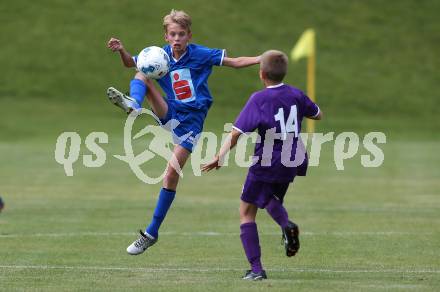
[1,0,439,136]
[1,0,440,290]
[0,114,439,290]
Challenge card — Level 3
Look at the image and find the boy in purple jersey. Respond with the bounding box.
[203,50,322,280]
[106,9,260,255]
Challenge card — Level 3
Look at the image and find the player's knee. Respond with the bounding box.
[134,72,148,83]
[239,207,255,223]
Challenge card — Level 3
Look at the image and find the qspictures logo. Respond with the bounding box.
[54,109,386,184]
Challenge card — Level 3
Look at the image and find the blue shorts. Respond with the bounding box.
[241,174,291,209]
[159,100,207,152]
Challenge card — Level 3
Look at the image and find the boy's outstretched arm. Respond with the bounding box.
[202,129,242,172]
[107,37,136,68]
[223,56,261,68]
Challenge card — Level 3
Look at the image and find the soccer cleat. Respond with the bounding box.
[126,230,157,255]
[282,221,300,257]
[242,270,267,281]
[107,87,139,113]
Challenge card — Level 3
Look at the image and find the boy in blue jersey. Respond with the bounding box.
[107,9,260,255]
[203,50,322,280]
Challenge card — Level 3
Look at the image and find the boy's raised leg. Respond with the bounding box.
[144,78,168,119]
[107,71,166,114]
[265,198,300,257]
[107,73,147,113]
[107,87,139,113]
[265,197,289,228]
[282,221,300,257]
[128,78,147,108]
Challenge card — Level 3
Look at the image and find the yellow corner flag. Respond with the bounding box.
[291,29,315,61]
[291,29,316,134]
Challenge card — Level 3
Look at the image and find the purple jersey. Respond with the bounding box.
[233,83,320,183]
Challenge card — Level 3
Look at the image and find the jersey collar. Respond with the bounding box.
[266,83,284,89]
[170,46,189,62]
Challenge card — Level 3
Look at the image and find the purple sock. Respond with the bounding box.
[240,222,262,273]
[266,198,289,228]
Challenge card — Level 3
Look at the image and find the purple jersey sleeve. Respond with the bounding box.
[302,93,320,118]
[233,95,260,133]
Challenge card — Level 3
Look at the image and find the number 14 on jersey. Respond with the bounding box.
[274,105,299,140]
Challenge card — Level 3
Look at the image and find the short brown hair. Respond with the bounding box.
[260,50,288,82]
[163,9,192,32]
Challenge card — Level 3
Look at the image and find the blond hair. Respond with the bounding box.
[260,50,288,82]
[163,9,192,32]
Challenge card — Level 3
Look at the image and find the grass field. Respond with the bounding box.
[0,99,439,291]
[0,129,439,291]
[1,0,440,291]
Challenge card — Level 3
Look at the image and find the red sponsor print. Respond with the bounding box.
[172,73,193,100]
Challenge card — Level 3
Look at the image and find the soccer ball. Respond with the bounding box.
[136,46,170,79]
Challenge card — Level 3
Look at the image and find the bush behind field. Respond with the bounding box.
[1,0,439,136]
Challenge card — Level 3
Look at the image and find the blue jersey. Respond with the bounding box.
[135,44,225,112]
[133,44,225,152]
[158,44,225,112]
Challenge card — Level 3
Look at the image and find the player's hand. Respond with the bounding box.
[201,156,221,172]
[107,37,124,52]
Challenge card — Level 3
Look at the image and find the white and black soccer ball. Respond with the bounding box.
[136,46,170,79]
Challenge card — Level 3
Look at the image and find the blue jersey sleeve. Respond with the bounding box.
[209,48,225,66]
[195,45,225,66]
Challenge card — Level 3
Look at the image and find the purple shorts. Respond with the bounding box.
[241,175,291,209]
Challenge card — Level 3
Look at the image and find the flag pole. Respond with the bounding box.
[291,28,316,134]
[307,48,315,134]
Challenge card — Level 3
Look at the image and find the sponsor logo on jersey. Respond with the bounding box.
[171,69,196,102]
